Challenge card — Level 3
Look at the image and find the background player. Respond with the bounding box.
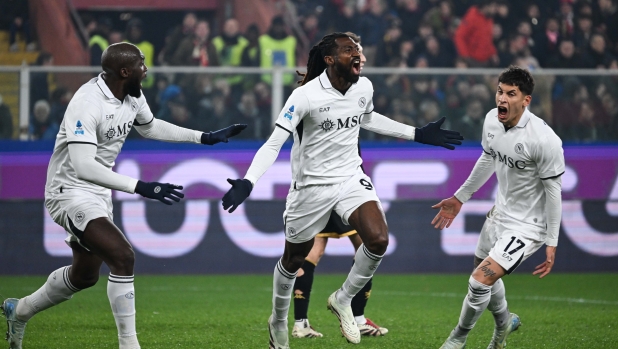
[431,66,564,349]
[222,32,463,348]
[291,32,387,339]
[1,42,246,349]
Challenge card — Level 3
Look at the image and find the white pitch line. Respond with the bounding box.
[378,290,618,306]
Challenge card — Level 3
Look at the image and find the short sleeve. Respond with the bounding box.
[134,94,154,126]
[65,100,99,145]
[535,136,565,180]
[275,90,310,133]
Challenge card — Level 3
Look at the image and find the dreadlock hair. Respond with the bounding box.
[297,32,351,86]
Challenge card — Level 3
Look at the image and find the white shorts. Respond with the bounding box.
[283,170,380,243]
[44,189,114,249]
[475,206,545,274]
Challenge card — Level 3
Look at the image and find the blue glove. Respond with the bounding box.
[201,124,248,145]
[414,117,464,150]
[135,180,184,205]
[222,178,253,213]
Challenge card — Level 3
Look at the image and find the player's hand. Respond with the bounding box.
[414,117,464,150]
[431,196,463,229]
[134,180,184,205]
[533,246,557,279]
[222,178,253,213]
[201,124,248,145]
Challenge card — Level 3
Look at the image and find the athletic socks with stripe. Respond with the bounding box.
[453,276,492,338]
[336,244,383,307]
[16,266,79,321]
[108,274,140,349]
[271,258,298,331]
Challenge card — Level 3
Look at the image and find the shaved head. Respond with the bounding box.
[101,42,142,76]
[101,42,147,98]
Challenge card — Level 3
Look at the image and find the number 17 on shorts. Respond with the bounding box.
[489,233,539,274]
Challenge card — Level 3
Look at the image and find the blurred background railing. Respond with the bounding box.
[1,65,617,143]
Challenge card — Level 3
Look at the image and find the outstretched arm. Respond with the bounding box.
[222,126,290,212]
[361,113,463,149]
[533,176,562,278]
[134,118,247,145]
[431,151,494,228]
[69,143,184,205]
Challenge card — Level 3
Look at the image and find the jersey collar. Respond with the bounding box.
[318,69,357,92]
[515,108,531,128]
[96,73,118,101]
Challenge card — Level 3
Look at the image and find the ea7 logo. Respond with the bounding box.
[319,107,330,112]
[488,133,494,139]
[502,252,513,262]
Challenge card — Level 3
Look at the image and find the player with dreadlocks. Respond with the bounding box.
[222,32,463,348]
[291,32,388,339]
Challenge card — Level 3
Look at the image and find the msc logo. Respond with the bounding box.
[284,105,294,120]
[320,118,335,132]
[104,121,134,140]
[319,107,330,112]
[317,115,362,132]
[490,148,526,169]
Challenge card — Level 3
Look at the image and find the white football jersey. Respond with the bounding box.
[481,108,564,237]
[275,70,374,187]
[45,74,153,196]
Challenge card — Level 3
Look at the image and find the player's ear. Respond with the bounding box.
[324,55,334,66]
[523,95,532,108]
[119,67,130,78]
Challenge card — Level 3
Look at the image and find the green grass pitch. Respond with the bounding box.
[1,274,617,348]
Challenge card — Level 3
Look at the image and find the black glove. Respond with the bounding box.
[201,124,248,145]
[135,180,184,205]
[414,117,464,150]
[222,178,253,213]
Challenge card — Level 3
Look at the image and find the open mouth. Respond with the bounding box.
[352,59,361,75]
[498,106,508,119]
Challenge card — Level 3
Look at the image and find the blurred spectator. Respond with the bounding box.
[418,99,442,125]
[454,99,485,141]
[233,90,267,139]
[332,4,359,34]
[30,52,53,112]
[532,17,560,67]
[572,15,594,53]
[423,35,453,67]
[571,101,608,141]
[0,0,35,51]
[398,0,424,41]
[213,18,249,98]
[388,98,415,126]
[108,31,123,45]
[254,81,272,118]
[359,0,390,65]
[301,14,324,44]
[376,22,404,67]
[197,91,231,131]
[173,19,219,67]
[454,0,499,66]
[29,100,58,140]
[154,76,181,119]
[499,34,526,67]
[493,0,514,35]
[165,94,201,130]
[547,39,585,68]
[241,24,261,67]
[558,0,575,37]
[524,3,544,36]
[601,93,618,139]
[89,17,114,67]
[0,94,13,139]
[48,88,72,125]
[259,16,297,85]
[125,19,155,89]
[493,23,507,52]
[422,0,458,39]
[597,0,618,49]
[160,12,197,65]
[583,33,616,68]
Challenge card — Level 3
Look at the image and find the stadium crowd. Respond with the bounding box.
[7,0,618,142]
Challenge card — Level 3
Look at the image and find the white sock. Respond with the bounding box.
[453,276,491,338]
[271,259,297,331]
[336,245,382,307]
[487,278,510,328]
[108,274,140,349]
[355,315,367,325]
[16,266,79,321]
